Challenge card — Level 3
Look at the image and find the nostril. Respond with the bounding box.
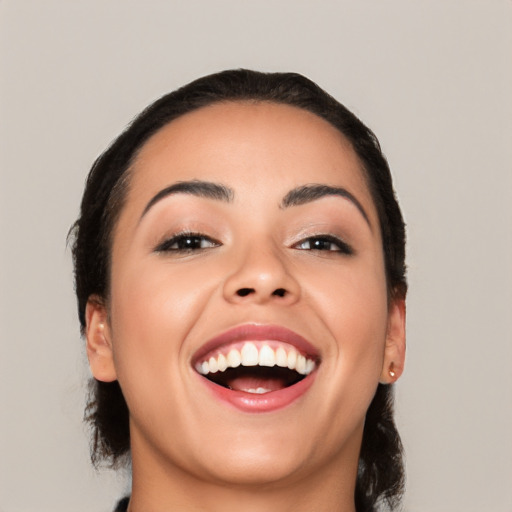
[272,288,286,298]
[236,288,254,297]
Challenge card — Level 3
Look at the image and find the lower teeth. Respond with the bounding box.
[246,387,271,394]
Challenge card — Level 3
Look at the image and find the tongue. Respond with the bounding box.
[228,376,286,393]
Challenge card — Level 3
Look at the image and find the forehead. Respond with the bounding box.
[126,101,374,216]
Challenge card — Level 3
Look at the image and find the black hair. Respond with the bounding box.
[70,69,407,512]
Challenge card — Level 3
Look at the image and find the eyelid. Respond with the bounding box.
[292,233,354,255]
[154,231,221,253]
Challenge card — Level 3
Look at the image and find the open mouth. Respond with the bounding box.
[194,341,318,394]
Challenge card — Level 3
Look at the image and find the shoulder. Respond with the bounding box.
[114,496,130,512]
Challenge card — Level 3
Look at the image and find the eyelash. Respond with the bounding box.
[155,232,220,253]
[154,232,353,256]
[293,234,354,255]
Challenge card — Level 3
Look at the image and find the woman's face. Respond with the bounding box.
[87,102,405,486]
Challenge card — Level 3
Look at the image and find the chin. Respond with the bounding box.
[200,448,307,487]
[163,424,313,487]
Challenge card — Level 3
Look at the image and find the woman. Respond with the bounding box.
[70,69,407,512]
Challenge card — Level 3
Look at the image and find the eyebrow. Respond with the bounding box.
[141,180,234,219]
[281,184,371,226]
[140,180,370,228]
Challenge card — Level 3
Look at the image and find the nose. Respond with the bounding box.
[222,245,301,306]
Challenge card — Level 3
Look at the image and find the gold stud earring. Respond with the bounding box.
[389,362,396,379]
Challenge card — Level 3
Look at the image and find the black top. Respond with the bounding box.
[114,497,130,512]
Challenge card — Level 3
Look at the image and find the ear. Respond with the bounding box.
[380,296,406,384]
[85,296,117,382]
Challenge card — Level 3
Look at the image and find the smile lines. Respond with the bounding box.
[195,342,317,376]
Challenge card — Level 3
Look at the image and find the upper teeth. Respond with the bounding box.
[196,342,316,376]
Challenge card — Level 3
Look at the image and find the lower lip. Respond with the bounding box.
[197,371,317,413]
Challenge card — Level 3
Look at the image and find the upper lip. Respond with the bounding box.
[191,323,320,367]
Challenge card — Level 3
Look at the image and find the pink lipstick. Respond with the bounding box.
[192,324,320,413]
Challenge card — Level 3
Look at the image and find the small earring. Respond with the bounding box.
[389,362,396,379]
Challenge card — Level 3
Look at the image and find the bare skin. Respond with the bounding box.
[86,102,406,512]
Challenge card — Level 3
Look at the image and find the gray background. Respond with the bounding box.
[1,1,511,511]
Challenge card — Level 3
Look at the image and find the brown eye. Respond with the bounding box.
[156,233,220,252]
[295,235,353,255]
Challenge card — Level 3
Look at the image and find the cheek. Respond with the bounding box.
[107,253,239,380]
[107,260,211,387]
[288,257,389,458]
[304,253,389,369]
[106,261,219,438]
